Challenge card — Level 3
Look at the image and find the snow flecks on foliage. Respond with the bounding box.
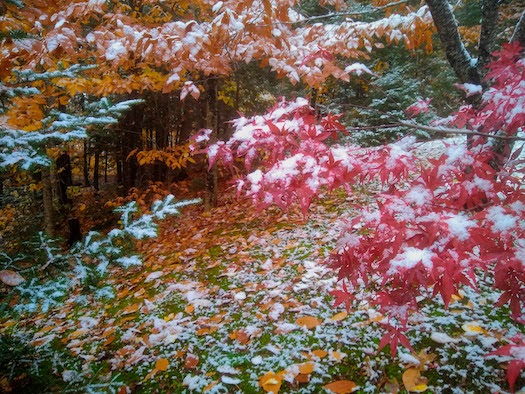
[13,195,199,313]
[2,192,522,392]
[200,53,525,377]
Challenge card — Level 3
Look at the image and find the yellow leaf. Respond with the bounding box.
[312,349,328,358]
[259,371,283,393]
[155,358,169,371]
[462,322,485,335]
[323,380,357,393]
[299,362,315,375]
[402,368,428,392]
[296,316,321,329]
[330,311,348,321]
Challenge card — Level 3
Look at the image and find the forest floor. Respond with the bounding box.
[0,139,523,393]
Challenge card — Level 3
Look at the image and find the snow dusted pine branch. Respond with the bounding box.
[13,195,200,313]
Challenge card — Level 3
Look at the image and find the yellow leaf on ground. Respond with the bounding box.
[155,358,169,371]
[312,349,328,358]
[402,368,428,392]
[296,316,321,329]
[323,380,357,393]
[330,311,348,321]
[329,350,347,362]
[185,304,195,314]
[462,322,485,335]
[259,371,283,393]
[299,362,315,374]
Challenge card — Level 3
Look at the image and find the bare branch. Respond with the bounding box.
[511,9,525,46]
[398,120,525,141]
[294,0,409,24]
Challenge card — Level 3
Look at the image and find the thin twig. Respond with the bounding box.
[293,0,410,24]
[398,121,525,142]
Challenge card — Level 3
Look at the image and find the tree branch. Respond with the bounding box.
[294,0,409,24]
[424,0,481,84]
[511,9,525,46]
[398,120,525,141]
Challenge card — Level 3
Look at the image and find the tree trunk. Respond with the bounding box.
[42,166,55,235]
[83,141,90,186]
[477,0,500,72]
[93,149,100,192]
[204,77,218,209]
[104,151,108,183]
[425,0,481,84]
[56,151,72,204]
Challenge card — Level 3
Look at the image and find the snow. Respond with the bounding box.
[486,206,517,233]
[344,63,373,76]
[389,247,434,272]
[105,40,127,61]
[446,214,476,241]
[456,83,482,97]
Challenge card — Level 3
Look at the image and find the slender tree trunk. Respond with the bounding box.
[204,77,219,209]
[83,141,90,186]
[93,149,100,192]
[42,166,55,235]
[104,151,108,183]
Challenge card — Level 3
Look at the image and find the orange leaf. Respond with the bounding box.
[312,349,328,358]
[155,358,169,371]
[295,316,321,329]
[259,371,283,393]
[323,380,357,393]
[299,362,315,374]
[402,368,428,392]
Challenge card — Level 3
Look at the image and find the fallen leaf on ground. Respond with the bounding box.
[295,316,321,329]
[402,368,428,392]
[259,371,283,393]
[330,311,348,321]
[0,270,25,286]
[299,362,315,374]
[323,380,357,393]
[155,358,169,371]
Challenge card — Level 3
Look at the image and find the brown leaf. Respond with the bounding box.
[0,270,25,286]
[323,380,357,393]
[184,354,199,369]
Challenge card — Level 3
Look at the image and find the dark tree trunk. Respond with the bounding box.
[42,166,55,235]
[56,152,72,204]
[83,141,90,186]
[425,0,481,84]
[204,77,219,209]
[67,218,82,247]
[477,0,500,72]
[104,151,108,183]
[93,149,100,192]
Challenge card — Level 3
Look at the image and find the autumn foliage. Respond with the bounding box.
[202,44,525,389]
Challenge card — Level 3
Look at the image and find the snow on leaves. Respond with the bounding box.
[201,47,525,389]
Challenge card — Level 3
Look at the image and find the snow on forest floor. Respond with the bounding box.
[1,138,524,393]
